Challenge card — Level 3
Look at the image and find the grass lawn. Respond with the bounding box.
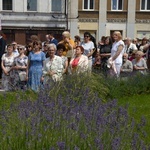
[118,93,150,144]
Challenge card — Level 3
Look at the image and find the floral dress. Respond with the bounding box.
[1,53,15,91]
[13,56,28,89]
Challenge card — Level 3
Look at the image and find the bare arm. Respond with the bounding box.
[100,53,111,57]
[112,45,124,61]
[87,48,96,58]
[1,60,9,75]
[26,60,30,80]
[63,59,68,74]
[143,43,150,51]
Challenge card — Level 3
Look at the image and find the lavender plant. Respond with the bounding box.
[0,74,149,149]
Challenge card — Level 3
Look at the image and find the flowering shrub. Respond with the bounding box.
[0,74,149,149]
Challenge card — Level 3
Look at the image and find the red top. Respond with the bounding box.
[71,57,80,68]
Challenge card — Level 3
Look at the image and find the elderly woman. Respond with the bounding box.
[109,31,125,77]
[132,51,147,75]
[27,40,46,91]
[1,44,16,91]
[42,43,63,83]
[69,46,88,74]
[12,45,28,89]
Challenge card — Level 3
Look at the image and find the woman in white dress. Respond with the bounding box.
[1,44,16,91]
[110,31,125,77]
[81,32,95,72]
[42,44,63,84]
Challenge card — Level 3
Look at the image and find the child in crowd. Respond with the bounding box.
[93,52,101,69]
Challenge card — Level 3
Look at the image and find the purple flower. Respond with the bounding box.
[57,141,65,150]
[74,146,80,150]
[111,137,121,150]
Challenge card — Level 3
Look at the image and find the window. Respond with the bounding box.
[3,0,12,10]
[83,0,94,10]
[141,0,150,10]
[27,0,37,11]
[51,0,62,12]
[112,0,123,10]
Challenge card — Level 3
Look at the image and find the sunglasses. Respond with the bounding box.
[18,48,23,50]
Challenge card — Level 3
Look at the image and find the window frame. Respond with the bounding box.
[82,0,95,11]
[111,0,123,11]
[140,0,150,11]
[2,0,13,11]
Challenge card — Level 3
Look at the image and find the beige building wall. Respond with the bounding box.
[135,24,150,39]
[78,0,150,42]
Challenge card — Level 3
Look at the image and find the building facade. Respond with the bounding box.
[0,0,150,44]
[0,0,78,44]
[78,0,150,41]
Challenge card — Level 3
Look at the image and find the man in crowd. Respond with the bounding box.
[12,41,19,56]
[0,31,6,79]
[124,37,137,55]
[49,32,58,46]
[120,53,133,77]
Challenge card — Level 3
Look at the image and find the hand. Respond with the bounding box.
[49,71,55,76]
[3,69,9,75]
[64,37,70,43]
[12,66,19,70]
[26,76,28,81]
[134,65,140,70]
[41,76,44,82]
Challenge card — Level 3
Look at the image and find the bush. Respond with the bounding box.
[105,73,150,99]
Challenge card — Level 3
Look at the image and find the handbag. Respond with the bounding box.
[19,72,27,81]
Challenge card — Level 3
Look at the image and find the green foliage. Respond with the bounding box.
[0,73,150,149]
[105,74,150,99]
[48,73,109,101]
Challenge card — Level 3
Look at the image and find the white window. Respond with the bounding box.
[141,0,150,10]
[112,0,123,10]
[83,0,94,10]
[51,0,62,12]
[3,0,12,10]
[27,0,37,11]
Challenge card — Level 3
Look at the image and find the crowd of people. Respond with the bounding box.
[0,30,149,92]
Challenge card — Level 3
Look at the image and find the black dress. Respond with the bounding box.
[100,44,111,74]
